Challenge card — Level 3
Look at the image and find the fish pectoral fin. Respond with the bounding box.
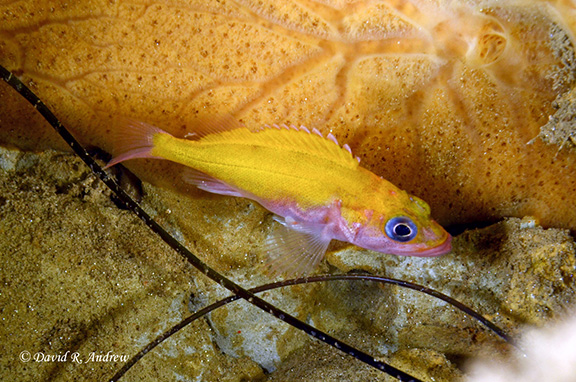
[265,218,332,277]
[182,168,246,198]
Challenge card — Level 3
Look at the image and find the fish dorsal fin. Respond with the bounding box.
[198,123,361,168]
[265,216,332,277]
[266,124,361,165]
[105,116,244,168]
[183,115,244,139]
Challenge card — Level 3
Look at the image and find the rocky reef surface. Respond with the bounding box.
[0,148,574,381]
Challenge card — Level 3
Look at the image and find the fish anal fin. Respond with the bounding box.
[182,168,245,197]
[265,217,332,277]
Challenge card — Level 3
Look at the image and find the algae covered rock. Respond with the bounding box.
[0,143,575,382]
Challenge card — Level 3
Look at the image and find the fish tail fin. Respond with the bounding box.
[105,119,167,168]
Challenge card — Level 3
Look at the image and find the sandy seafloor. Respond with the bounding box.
[0,146,575,382]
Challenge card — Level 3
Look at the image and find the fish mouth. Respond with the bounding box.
[412,234,452,257]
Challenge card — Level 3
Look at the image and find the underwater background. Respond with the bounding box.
[1,0,576,380]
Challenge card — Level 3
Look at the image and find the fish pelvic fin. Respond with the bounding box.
[265,216,332,277]
[105,118,167,168]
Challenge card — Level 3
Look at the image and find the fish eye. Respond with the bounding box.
[385,217,417,242]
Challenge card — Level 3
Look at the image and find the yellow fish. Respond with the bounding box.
[107,119,451,275]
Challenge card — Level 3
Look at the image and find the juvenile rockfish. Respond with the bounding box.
[107,119,452,275]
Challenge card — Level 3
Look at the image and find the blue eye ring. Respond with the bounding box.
[385,217,417,242]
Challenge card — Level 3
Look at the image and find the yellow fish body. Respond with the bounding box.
[107,120,451,275]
